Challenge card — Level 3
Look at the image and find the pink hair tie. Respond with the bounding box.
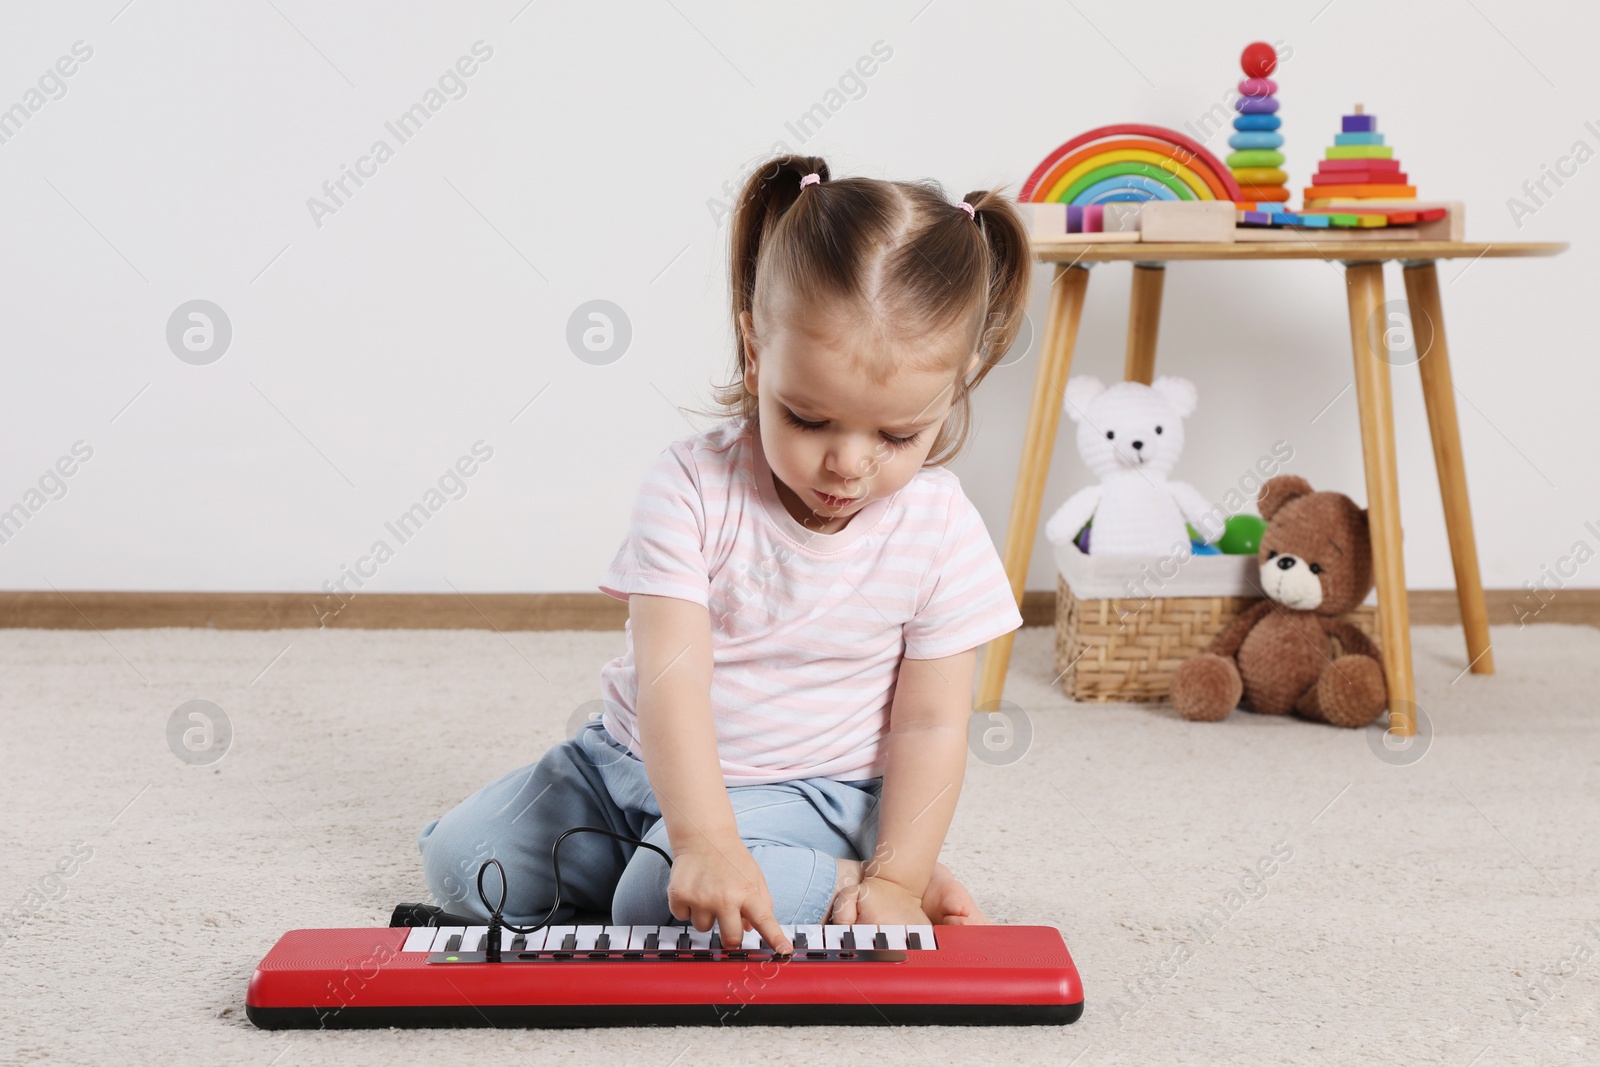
[800,173,820,189]
[958,201,976,219]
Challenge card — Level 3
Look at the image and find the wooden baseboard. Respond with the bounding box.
[1,588,1596,632]
[1021,588,1600,629]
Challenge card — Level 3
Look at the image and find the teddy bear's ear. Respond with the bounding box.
[1151,376,1197,418]
[1063,376,1104,423]
[1257,475,1315,521]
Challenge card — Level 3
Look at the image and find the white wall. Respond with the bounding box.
[2,1,1596,602]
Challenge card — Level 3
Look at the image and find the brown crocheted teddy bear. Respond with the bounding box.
[1170,475,1388,728]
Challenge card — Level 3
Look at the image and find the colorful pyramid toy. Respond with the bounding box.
[1227,42,1288,206]
[1302,105,1418,202]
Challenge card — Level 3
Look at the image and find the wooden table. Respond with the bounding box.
[977,240,1568,734]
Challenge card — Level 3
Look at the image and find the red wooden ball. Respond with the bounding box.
[1241,41,1277,78]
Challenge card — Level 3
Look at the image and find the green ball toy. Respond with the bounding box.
[1218,514,1267,555]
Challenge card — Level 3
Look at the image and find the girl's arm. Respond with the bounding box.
[859,645,980,912]
[630,593,792,952]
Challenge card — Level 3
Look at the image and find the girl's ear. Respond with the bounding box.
[1063,376,1104,423]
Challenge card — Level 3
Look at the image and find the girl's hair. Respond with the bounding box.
[699,154,1033,468]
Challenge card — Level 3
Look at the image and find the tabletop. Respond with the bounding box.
[1028,240,1569,264]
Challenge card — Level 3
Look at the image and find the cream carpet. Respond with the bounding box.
[2,622,1596,1066]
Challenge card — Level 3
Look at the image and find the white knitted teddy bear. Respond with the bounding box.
[1044,375,1217,556]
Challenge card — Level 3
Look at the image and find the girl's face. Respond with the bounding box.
[740,306,978,534]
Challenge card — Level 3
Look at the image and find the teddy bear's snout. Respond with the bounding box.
[1260,553,1324,610]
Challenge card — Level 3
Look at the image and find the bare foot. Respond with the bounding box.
[922,861,990,925]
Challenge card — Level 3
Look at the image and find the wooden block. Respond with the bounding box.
[1303,199,1464,241]
[1342,113,1378,133]
[1326,145,1395,159]
[1320,157,1401,173]
[1101,203,1144,233]
[1018,201,1067,238]
[1084,203,1105,232]
[1312,171,1408,185]
[1300,184,1417,199]
[1235,227,1419,242]
[1137,200,1237,242]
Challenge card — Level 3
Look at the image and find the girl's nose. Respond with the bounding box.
[826,439,879,483]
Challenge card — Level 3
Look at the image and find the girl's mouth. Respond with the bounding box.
[814,490,856,509]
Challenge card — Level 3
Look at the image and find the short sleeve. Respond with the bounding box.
[597,444,712,607]
[901,488,1023,660]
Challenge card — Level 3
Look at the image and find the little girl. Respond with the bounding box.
[418,154,1031,954]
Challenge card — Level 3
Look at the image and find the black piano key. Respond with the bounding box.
[643,932,659,951]
[595,933,610,951]
[907,931,922,950]
[473,932,487,951]
[443,934,462,951]
[874,931,889,950]
[509,934,526,951]
[560,933,577,952]
[709,931,721,951]
[793,931,808,950]
[841,930,856,950]
[676,931,692,951]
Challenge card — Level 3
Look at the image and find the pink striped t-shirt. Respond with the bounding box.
[596,414,1023,786]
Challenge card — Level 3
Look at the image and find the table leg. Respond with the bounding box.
[1124,263,1165,384]
[1402,261,1495,675]
[976,264,1092,711]
[1344,262,1417,735]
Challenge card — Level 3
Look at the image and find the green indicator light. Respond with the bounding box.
[445,955,459,961]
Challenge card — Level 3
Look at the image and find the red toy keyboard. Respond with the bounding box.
[246,921,1084,1028]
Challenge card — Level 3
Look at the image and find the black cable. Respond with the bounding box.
[475,826,672,960]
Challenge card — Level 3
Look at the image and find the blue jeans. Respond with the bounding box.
[417,718,883,927]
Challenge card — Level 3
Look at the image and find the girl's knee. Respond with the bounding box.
[746,844,838,925]
[611,839,674,926]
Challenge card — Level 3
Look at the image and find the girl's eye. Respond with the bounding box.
[883,431,921,451]
[785,408,920,450]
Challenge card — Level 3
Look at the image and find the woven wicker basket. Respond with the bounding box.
[1053,573,1380,703]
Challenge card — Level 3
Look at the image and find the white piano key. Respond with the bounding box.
[823,924,847,949]
[497,927,517,952]
[906,924,937,950]
[850,924,879,949]
[688,926,715,951]
[516,926,548,951]
[402,927,438,952]
[740,927,763,950]
[796,924,824,951]
[462,926,488,952]
[430,926,465,951]
[602,925,631,951]
[879,924,908,950]
[626,925,655,950]
[544,925,577,951]
[780,923,796,945]
[660,925,691,950]
[574,925,604,951]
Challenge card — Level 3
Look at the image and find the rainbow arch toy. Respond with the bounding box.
[1018,124,1243,207]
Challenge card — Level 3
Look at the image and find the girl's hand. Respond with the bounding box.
[829,875,932,926]
[667,835,794,954]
